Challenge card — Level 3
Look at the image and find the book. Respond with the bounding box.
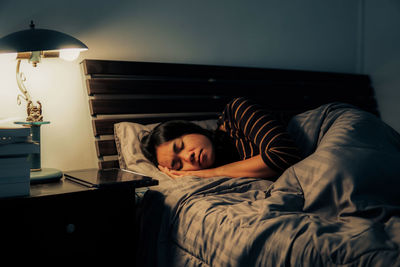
[0,181,30,198]
[0,126,30,137]
[0,123,32,198]
[0,142,39,157]
[0,156,30,198]
[0,125,31,145]
[0,156,30,181]
[64,168,158,188]
[0,136,31,145]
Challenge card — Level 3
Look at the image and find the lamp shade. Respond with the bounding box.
[0,21,87,53]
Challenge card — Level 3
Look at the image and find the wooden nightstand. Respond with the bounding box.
[0,171,158,264]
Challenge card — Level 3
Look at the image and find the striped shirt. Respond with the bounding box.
[218,97,301,172]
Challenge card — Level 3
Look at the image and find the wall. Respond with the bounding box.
[363,0,400,132]
[0,0,392,172]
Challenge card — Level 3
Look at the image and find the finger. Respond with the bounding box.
[158,166,170,175]
[165,169,186,179]
[158,166,178,178]
[158,165,165,171]
[158,165,171,174]
[170,170,191,178]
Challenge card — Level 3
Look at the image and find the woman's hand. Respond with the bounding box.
[158,165,217,179]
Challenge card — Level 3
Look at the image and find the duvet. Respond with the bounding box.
[135,103,400,267]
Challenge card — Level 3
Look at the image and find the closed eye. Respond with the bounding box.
[173,140,184,153]
[171,140,184,170]
[171,159,182,170]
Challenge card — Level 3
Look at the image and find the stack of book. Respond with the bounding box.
[0,125,39,198]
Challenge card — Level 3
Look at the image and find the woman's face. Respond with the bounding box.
[156,133,215,171]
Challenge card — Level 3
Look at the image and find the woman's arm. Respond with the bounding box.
[159,154,279,180]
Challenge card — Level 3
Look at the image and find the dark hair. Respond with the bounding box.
[140,120,239,168]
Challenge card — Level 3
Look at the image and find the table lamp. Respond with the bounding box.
[0,21,88,183]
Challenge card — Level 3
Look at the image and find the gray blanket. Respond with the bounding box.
[136,103,400,267]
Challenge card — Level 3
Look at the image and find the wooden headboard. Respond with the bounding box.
[81,59,378,169]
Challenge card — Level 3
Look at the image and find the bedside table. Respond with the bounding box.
[0,172,158,264]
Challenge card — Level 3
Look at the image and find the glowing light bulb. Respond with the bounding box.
[59,48,84,61]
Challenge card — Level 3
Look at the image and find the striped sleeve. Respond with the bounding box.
[221,97,301,172]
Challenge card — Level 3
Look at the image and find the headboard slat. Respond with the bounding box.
[86,78,373,96]
[99,160,119,169]
[89,96,377,116]
[95,140,117,157]
[83,59,370,84]
[89,98,228,116]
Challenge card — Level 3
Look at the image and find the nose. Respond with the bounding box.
[182,151,195,164]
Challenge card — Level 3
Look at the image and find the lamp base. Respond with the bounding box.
[30,168,63,184]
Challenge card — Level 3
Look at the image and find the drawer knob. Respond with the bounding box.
[66,223,76,234]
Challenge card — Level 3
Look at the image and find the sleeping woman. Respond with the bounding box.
[140,97,301,180]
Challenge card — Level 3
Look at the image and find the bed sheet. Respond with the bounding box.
[135,103,400,267]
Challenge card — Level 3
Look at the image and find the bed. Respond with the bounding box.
[81,59,400,266]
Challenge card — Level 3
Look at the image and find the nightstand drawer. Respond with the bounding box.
[27,192,101,255]
[1,184,136,261]
[33,187,134,255]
